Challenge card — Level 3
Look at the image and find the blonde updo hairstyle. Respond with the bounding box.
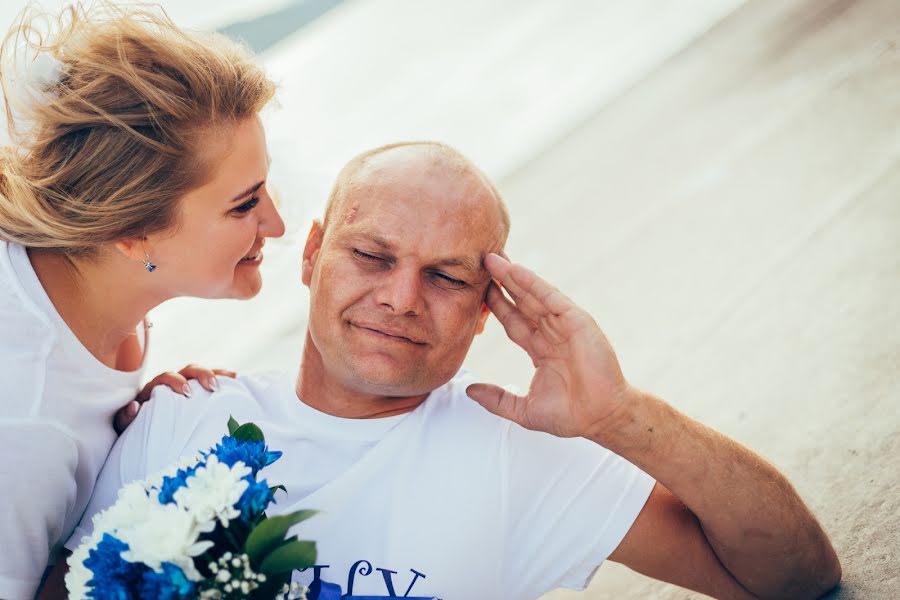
[0,2,276,256]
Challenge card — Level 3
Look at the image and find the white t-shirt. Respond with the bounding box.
[0,241,145,600]
[70,371,654,600]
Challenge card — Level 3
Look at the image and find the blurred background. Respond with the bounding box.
[3,1,899,597]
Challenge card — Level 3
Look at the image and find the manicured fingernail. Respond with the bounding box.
[182,384,192,396]
[209,376,219,391]
[129,402,139,416]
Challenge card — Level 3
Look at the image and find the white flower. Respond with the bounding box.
[65,484,153,598]
[173,455,251,528]
[65,531,102,600]
[144,453,205,491]
[119,500,212,581]
[92,482,155,533]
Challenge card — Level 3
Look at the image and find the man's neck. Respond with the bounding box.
[295,332,430,419]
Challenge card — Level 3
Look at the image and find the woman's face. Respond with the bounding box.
[146,117,285,300]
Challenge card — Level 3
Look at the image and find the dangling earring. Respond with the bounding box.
[142,251,157,273]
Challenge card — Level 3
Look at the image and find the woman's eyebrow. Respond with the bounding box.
[230,180,264,202]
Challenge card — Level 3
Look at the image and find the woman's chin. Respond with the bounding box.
[217,271,263,300]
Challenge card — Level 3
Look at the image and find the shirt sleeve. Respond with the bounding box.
[0,422,78,600]
[64,385,185,553]
[64,379,250,553]
[500,423,656,597]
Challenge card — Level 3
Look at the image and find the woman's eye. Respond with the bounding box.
[232,196,260,214]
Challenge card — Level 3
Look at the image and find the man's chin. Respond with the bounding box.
[346,366,442,398]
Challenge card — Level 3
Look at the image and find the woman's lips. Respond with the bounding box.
[238,251,263,266]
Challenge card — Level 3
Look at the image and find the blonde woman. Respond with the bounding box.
[0,4,285,597]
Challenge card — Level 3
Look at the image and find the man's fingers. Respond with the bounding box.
[465,383,524,425]
[485,253,572,320]
[485,254,545,318]
[113,400,140,434]
[486,283,535,350]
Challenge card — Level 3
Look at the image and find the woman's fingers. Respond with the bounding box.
[177,364,231,392]
[113,400,140,434]
[133,364,236,410]
[135,371,191,402]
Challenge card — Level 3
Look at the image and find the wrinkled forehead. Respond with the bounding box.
[335,156,506,245]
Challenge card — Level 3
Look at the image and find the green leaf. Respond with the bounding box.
[245,509,318,563]
[259,540,317,575]
[269,484,287,496]
[227,415,240,436]
[232,422,265,443]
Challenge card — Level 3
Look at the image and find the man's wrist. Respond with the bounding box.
[583,384,651,448]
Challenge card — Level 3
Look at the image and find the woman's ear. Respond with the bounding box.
[301,220,324,286]
[113,238,145,262]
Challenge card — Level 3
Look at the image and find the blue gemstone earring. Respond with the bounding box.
[142,251,157,273]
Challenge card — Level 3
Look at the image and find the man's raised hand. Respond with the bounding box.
[466,253,631,439]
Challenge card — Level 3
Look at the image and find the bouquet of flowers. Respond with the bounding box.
[66,417,316,599]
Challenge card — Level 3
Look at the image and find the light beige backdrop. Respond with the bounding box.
[8,0,894,597]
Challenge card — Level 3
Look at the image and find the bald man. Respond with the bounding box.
[62,142,840,599]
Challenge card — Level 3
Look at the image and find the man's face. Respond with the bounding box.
[302,151,505,397]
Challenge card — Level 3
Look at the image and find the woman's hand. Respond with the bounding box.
[113,364,237,433]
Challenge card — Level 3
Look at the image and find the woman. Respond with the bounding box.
[0,3,285,597]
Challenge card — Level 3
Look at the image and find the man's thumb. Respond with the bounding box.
[466,383,521,423]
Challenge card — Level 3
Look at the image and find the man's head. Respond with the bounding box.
[302,141,509,398]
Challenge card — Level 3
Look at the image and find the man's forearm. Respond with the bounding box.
[589,387,841,598]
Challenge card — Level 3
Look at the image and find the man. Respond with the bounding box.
[62,142,840,599]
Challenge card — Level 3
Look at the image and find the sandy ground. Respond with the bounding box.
[132,0,898,597]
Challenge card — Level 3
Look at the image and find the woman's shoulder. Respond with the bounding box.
[0,242,57,418]
[0,241,52,327]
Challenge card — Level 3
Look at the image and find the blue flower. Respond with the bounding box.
[237,475,276,521]
[84,534,147,599]
[157,463,203,505]
[211,435,282,475]
[139,563,197,600]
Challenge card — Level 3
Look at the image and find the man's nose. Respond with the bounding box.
[258,193,286,239]
[374,265,424,316]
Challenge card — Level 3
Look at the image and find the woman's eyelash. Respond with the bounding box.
[232,196,260,214]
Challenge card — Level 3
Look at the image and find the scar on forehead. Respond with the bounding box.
[344,205,359,224]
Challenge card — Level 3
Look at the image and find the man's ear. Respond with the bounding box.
[474,301,491,335]
[301,220,324,287]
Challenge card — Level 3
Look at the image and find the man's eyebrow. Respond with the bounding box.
[350,232,395,250]
[230,180,265,202]
[435,256,483,274]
